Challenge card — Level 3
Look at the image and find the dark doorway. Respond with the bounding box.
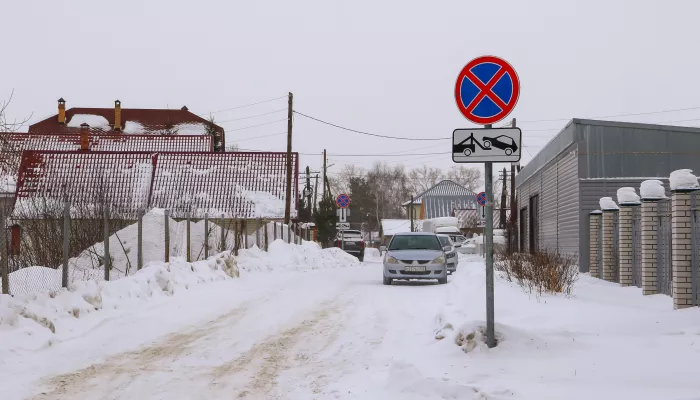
[528,195,539,253]
[519,207,527,252]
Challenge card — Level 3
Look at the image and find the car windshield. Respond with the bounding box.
[450,235,466,243]
[438,236,451,246]
[389,235,442,251]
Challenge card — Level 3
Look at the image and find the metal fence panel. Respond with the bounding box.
[656,199,673,296]
[691,192,700,306]
[631,206,642,288]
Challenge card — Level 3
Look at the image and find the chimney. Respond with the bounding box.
[80,123,89,151]
[114,99,122,131]
[181,105,188,111]
[58,98,66,124]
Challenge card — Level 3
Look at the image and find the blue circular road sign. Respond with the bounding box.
[477,192,487,206]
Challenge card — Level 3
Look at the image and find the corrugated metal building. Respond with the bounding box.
[515,119,699,272]
[403,180,476,219]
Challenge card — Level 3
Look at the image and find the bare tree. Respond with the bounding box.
[408,165,442,194]
[447,165,482,193]
[205,116,223,152]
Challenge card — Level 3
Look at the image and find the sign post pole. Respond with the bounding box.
[484,126,496,349]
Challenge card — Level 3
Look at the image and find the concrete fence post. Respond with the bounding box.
[256,218,261,248]
[602,209,619,282]
[641,199,660,295]
[589,211,602,278]
[618,203,640,286]
[204,212,209,259]
[672,189,696,309]
[164,209,170,263]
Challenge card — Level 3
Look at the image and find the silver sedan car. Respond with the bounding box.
[382,232,448,285]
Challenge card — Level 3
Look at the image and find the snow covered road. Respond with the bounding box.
[4,251,700,400]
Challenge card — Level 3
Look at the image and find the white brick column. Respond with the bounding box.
[602,209,619,282]
[641,200,660,295]
[589,211,602,277]
[672,190,696,309]
[618,204,639,286]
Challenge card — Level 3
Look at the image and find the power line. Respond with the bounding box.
[519,105,700,123]
[233,131,287,142]
[294,110,448,141]
[203,96,288,116]
[216,109,287,123]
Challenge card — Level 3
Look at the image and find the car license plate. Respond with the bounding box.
[404,266,426,272]
[345,241,356,245]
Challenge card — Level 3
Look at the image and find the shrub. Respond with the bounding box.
[495,248,578,296]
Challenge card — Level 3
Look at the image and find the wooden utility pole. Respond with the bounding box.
[322,149,327,201]
[508,118,518,252]
[284,92,293,225]
[305,166,311,221]
[313,174,319,213]
[500,167,507,229]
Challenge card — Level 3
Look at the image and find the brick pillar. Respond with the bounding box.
[589,211,602,277]
[618,204,639,286]
[602,209,619,282]
[641,200,660,295]
[672,190,696,309]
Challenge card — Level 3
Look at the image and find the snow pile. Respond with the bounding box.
[237,240,359,273]
[123,120,146,134]
[66,114,111,131]
[174,123,207,135]
[242,190,286,218]
[599,197,619,210]
[640,179,666,199]
[669,169,700,191]
[616,187,640,205]
[0,253,235,349]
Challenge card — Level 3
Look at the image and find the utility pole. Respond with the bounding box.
[313,174,319,213]
[284,92,293,225]
[305,166,311,221]
[510,118,517,251]
[410,196,415,232]
[500,167,507,229]
[323,149,327,201]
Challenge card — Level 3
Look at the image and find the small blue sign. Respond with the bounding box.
[336,193,351,209]
[476,192,487,206]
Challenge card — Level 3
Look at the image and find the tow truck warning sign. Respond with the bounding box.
[452,127,522,163]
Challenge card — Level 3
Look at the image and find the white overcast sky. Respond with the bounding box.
[2,0,700,186]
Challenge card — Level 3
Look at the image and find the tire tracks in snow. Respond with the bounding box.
[203,297,347,398]
[29,296,264,400]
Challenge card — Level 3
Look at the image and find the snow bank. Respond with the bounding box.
[242,190,286,218]
[0,253,236,350]
[617,187,640,205]
[599,197,619,210]
[174,123,207,135]
[237,240,359,273]
[640,179,666,199]
[66,114,111,131]
[669,169,700,191]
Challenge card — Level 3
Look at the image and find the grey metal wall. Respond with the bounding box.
[516,143,579,256]
[578,178,670,272]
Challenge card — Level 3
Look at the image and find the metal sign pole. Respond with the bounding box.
[484,125,495,349]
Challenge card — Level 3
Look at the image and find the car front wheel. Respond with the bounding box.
[383,276,392,285]
[437,277,447,284]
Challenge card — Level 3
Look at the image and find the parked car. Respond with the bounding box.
[482,134,518,156]
[335,229,365,262]
[437,234,458,273]
[380,232,448,285]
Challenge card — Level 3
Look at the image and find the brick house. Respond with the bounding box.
[29,98,225,150]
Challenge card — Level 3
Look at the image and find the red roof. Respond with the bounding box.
[13,151,299,219]
[29,106,224,147]
[1,133,212,152]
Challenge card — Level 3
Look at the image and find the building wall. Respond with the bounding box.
[516,143,579,256]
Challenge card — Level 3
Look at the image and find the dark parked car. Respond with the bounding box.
[335,229,365,262]
[482,134,518,156]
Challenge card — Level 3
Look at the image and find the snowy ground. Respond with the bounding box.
[2,251,700,399]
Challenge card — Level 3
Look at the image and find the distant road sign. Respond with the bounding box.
[477,192,487,206]
[454,56,520,125]
[302,187,312,197]
[336,193,351,208]
[336,222,350,230]
[453,127,522,163]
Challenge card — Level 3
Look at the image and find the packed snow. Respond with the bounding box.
[236,240,359,273]
[669,169,700,191]
[174,122,207,135]
[0,174,16,193]
[616,187,640,204]
[122,120,146,134]
[640,179,667,199]
[66,114,111,131]
[599,196,619,210]
[242,190,287,218]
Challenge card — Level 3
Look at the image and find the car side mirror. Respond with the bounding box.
[443,246,451,251]
[380,245,387,252]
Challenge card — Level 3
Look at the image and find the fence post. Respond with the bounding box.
[234,220,240,256]
[137,209,144,270]
[220,213,225,252]
[589,211,602,277]
[641,198,661,295]
[264,221,269,251]
[287,223,291,244]
[186,212,191,262]
[274,221,278,240]
[672,189,696,309]
[618,202,640,287]
[691,192,700,307]
[601,205,619,282]
[164,210,170,263]
[104,202,111,281]
[1,205,8,294]
[256,218,261,248]
[204,212,209,259]
[244,220,249,249]
[62,197,70,287]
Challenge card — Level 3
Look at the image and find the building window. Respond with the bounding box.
[520,207,527,252]
[529,194,539,253]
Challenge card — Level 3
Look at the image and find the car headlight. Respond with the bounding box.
[431,255,445,264]
[385,255,399,264]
